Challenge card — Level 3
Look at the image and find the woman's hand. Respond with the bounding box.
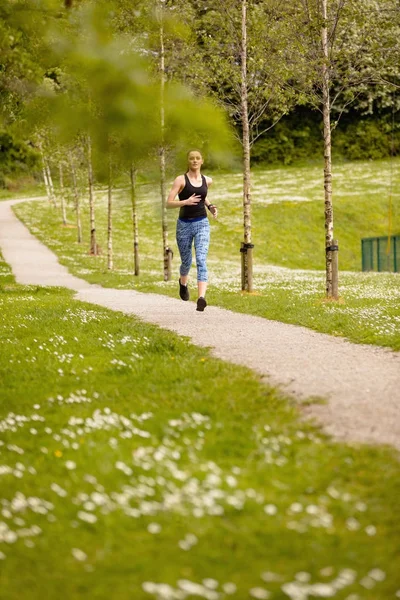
[184,194,201,206]
[209,205,218,219]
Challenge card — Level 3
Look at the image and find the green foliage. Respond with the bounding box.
[251,110,400,166]
[334,118,400,162]
[0,130,39,186]
[292,0,400,116]
[24,1,233,179]
[193,0,297,139]
[251,110,323,165]
[0,0,63,126]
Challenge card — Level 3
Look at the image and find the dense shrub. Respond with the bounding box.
[333,118,400,161]
[251,109,399,166]
[0,131,39,187]
[251,110,323,165]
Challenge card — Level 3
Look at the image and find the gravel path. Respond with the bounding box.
[1,198,399,450]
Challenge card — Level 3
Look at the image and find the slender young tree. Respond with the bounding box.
[37,135,57,206]
[113,0,232,281]
[39,142,52,203]
[59,161,67,225]
[191,0,297,291]
[69,150,82,244]
[107,152,113,270]
[41,0,231,283]
[130,163,140,276]
[158,0,172,281]
[320,0,338,298]
[86,134,98,255]
[240,0,253,291]
[295,0,400,297]
[46,157,56,207]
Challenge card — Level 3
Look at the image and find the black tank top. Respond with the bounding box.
[178,173,208,220]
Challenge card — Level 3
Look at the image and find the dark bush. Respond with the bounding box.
[251,108,399,166]
[0,131,39,187]
[333,119,400,161]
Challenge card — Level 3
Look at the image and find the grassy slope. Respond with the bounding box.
[1,250,400,600]
[14,159,400,350]
[0,184,46,201]
[251,159,399,271]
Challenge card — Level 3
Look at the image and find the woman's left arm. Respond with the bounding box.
[205,177,218,219]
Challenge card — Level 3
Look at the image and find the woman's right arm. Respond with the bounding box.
[166,176,201,209]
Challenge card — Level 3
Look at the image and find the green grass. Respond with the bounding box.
[0,182,46,201]
[14,158,400,350]
[1,249,400,600]
[250,159,400,271]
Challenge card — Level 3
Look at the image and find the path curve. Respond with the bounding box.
[1,199,399,450]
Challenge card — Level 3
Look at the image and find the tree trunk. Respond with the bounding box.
[40,145,51,203]
[159,2,172,281]
[87,135,98,255]
[59,162,67,226]
[241,0,253,292]
[46,159,56,208]
[69,152,82,243]
[130,164,140,276]
[107,156,113,271]
[321,0,338,298]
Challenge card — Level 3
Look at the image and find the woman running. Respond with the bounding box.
[166,149,218,311]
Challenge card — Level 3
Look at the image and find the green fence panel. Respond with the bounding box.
[361,235,400,273]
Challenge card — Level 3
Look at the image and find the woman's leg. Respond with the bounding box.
[176,220,194,284]
[198,280,207,298]
[193,219,210,298]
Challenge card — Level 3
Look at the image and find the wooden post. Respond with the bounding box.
[165,247,173,279]
[240,242,254,291]
[241,242,246,290]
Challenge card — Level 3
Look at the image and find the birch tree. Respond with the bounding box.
[107,152,113,270]
[240,0,253,291]
[130,164,140,276]
[191,0,296,291]
[39,141,52,203]
[86,134,98,255]
[152,0,203,281]
[113,0,231,279]
[157,0,172,281]
[36,134,57,206]
[68,149,82,243]
[27,0,230,280]
[295,0,400,298]
[59,160,67,225]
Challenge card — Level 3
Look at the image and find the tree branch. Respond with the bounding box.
[250,113,286,146]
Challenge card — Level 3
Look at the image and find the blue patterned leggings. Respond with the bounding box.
[176,217,210,282]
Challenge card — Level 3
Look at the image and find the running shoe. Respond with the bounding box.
[179,278,189,301]
[196,296,207,311]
